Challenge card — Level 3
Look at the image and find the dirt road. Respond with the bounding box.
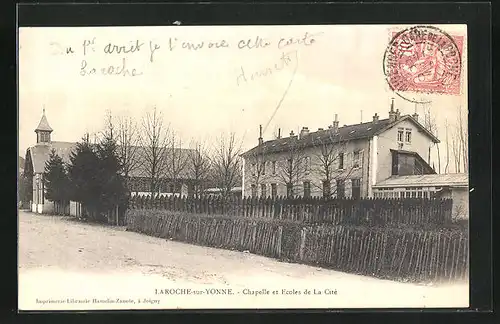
[18,211,468,310]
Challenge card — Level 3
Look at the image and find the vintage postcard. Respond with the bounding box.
[18,24,469,310]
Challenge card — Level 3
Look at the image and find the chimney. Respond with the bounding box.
[299,127,309,139]
[372,113,379,123]
[412,112,419,121]
[258,125,263,145]
[389,98,397,122]
[395,109,401,120]
[277,128,281,139]
[318,128,324,131]
[332,114,339,132]
[289,130,295,136]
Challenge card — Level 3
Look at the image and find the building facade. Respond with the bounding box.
[22,111,76,213]
[241,99,440,199]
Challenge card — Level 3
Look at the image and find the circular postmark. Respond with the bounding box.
[383,26,462,104]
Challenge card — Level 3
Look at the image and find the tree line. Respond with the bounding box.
[20,107,244,222]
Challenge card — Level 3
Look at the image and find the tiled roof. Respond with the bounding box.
[28,142,196,179]
[373,173,469,188]
[241,114,439,157]
[29,141,76,173]
[35,114,53,132]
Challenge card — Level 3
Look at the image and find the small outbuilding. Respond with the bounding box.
[372,173,469,220]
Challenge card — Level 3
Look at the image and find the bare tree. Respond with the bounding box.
[165,130,189,197]
[211,132,242,199]
[423,104,441,173]
[444,118,451,174]
[116,114,140,190]
[138,107,170,198]
[451,127,462,173]
[246,147,269,198]
[276,138,308,198]
[311,134,357,198]
[456,105,468,173]
[187,139,212,198]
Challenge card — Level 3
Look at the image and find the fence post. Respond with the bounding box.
[298,227,306,261]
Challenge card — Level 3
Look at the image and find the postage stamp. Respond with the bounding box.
[383,26,464,103]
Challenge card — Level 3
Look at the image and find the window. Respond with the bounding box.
[351,179,361,199]
[353,151,360,168]
[338,153,344,169]
[261,161,266,175]
[303,181,311,198]
[391,151,399,176]
[397,128,404,142]
[271,183,277,198]
[38,132,50,143]
[286,183,293,198]
[305,157,311,171]
[322,180,331,198]
[405,128,412,143]
[251,163,256,176]
[251,184,257,198]
[272,161,276,174]
[336,179,345,198]
[261,183,267,198]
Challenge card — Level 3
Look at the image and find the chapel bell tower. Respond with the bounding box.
[35,108,53,144]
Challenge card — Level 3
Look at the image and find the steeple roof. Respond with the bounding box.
[35,109,53,132]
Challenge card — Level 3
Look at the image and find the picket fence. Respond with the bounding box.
[126,210,468,283]
[128,195,453,226]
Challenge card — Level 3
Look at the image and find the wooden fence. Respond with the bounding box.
[128,195,453,226]
[126,210,468,283]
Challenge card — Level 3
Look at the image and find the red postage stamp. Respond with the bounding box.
[383,26,464,97]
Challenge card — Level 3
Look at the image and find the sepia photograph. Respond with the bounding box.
[18,24,469,310]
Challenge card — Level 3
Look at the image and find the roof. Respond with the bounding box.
[27,142,196,179]
[373,173,469,188]
[241,114,439,157]
[35,113,53,132]
[29,141,76,173]
[206,187,242,193]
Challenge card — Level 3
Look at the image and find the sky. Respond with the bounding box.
[18,25,467,171]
